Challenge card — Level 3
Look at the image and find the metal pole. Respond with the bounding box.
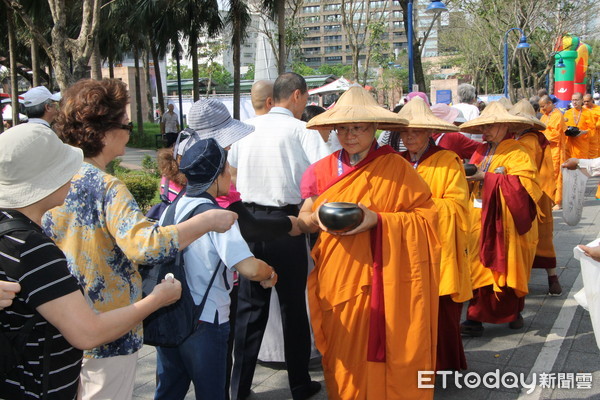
[503,30,509,99]
[175,43,184,129]
[408,0,414,91]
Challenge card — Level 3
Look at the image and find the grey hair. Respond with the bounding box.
[458,84,477,104]
[26,99,53,119]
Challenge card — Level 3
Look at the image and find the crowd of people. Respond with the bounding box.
[1,75,599,400]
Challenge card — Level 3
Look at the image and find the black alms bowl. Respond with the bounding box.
[318,202,364,233]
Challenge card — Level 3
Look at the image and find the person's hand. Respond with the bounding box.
[466,169,485,181]
[260,269,278,289]
[579,244,600,262]
[0,281,20,309]
[287,216,302,236]
[562,158,580,170]
[340,203,379,236]
[150,278,182,307]
[203,209,238,233]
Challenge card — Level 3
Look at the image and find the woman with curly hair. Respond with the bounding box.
[42,78,238,400]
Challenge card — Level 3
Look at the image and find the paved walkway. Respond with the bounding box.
[124,148,600,399]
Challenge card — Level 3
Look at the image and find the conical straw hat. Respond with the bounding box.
[497,97,513,110]
[458,101,533,134]
[509,99,546,131]
[306,86,408,130]
[395,97,458,132]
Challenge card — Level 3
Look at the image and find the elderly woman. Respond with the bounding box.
[459,102,541,336]
[387,97,472,371]
[298,86,440,400]
[42,79,238,400]
[0,124,181,399]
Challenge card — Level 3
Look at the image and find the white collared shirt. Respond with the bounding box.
[229,107,329,206]
[27,118,51,127]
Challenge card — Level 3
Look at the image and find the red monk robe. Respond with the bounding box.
[467,138,541,324]
[400,145,471,371]
[514,130,557,270]
[304,145,440,400]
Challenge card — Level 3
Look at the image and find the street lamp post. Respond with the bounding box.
[407,0,448,92]
[503,27,530,99]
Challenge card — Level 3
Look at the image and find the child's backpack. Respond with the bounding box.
[141,194,222,347]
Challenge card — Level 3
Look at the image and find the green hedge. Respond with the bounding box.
[119,172,160,212]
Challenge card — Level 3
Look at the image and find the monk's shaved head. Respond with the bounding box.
[539,95,551,106]
[251,80,274,114]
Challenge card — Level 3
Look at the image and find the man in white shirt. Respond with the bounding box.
[161,104,180,147]
[229,72,329,400]
[22,86,61,127]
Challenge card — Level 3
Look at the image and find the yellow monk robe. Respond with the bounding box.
[540,108,566,204]
[564,107,595,159]
[514,131,557,269]
[468,139,541,297]
[401,146,471,371]
[307,147,440,400]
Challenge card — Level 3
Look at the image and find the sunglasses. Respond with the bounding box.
[121,122,134,134]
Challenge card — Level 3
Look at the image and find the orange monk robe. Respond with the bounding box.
[514,131,557,269]
[564,107,595,159]
[468,139,541,297]
[308,149,440,400]
[540,108,567,204]
[586,105,600,158]
[406,148,471,372]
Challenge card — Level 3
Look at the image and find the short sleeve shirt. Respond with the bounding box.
[0,210,82,400]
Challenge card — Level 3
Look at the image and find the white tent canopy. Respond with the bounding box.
[308,77,351,95]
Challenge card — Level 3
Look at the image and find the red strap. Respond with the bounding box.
[367,214,386,362]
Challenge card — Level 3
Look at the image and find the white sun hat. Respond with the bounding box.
[0,123,83,208]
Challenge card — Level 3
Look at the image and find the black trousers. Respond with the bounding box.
[230,207,312,400]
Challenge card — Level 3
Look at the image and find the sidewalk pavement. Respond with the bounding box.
[124,148,600,399]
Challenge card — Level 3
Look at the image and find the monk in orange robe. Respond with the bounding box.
[390,97,471,371]
[583,93,600,198]
[299,87,440,400]
[459,102,541,335]
[539,95,566,207]
[511,99,561,295]
[564,92,595,159]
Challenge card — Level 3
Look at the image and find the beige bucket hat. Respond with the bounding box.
[395,97,458,132]
[458,101,533,134]
[509,99,546,131]
[306,86,408,131]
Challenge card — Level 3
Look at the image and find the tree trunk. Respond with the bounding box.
[142,43,154,122]
[190,32,199,102]
[90,37,102,80]
[108,53,114,78]
[31,37,40,87]
[151,44,165,116]
[277,0,285,74]
[8,7,19,126]
[133,44,144,138]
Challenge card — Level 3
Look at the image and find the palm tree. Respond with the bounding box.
[227,0,251,119]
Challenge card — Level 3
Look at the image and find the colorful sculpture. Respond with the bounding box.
[554,35,592,112]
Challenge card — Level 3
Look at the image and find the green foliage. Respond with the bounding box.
[106,158,129,176]
[292,62,316,76]
[244,64,255,80]
[167,63,193,80]
[142,155,160,178]
[119,172,160,212]
[316,64,353,77]
[367,21,391,68]
[199,62,233,88]
[127,122,163,149]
